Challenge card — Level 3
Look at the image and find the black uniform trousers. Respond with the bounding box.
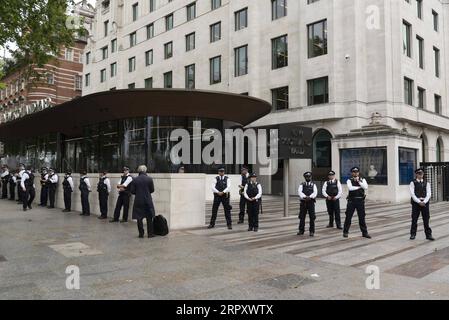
[343,198,368,235]
[80,190,90,215]
[48,185,56,207]
[99,191,109,217]
[411,202,432,237]
[22,187,35,209]
[239,194,247,222]
[40,185,48,206]
[326,199,341,227]
[63,189,72,211]
[17,184,23,203]
[1,180,8,198]
[299,200,316,233]
[137,217,154,237]
[113,192,131,221]
[247,199,260,229]
[9,182,15,200]
[210,194,232,226]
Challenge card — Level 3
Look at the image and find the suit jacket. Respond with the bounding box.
[130,173,155,219]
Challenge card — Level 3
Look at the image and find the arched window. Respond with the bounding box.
[313,129,332,168]
[421,134,428,162]
[436,138,444,162]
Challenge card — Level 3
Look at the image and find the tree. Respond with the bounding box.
[0,0,85,82]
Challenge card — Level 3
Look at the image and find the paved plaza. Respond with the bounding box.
[1,197,449,299]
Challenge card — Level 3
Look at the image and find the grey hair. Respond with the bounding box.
[137,165,147,173]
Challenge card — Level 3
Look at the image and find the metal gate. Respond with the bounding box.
[420,162,449,202]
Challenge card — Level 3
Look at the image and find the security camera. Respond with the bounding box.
[345,54,351,60]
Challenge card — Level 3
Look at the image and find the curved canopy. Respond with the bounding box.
[0,89,272,140]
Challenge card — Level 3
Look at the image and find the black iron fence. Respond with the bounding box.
[420,162,449,202]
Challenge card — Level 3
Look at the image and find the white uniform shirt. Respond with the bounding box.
[18,169,25,179]
[322,179,343,200]
[212,176,231,193]
[101,177,112,193]
[20,172,35,189]
[243,182,263,200]
[347,178,369,192]
[48,174,59,184]
[410,180,431,204]
[117,174,133,194]
[1,169,9,178]
[66,176,74,191]
[298,182,318,200]
[239,173,249,187]
[81,176,92,191]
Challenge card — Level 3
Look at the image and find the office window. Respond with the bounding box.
[165,14,174,31]
[111,38,117,53]
[86,51,91,64]
[433,10,439,32]
[404,77,414,106]
[132,3,138,21]
[417,87,425,109]
[210,22,221,42]
[235,8,248,31]
[100,69,106,83]
[272,86,289,111]
[417,36,424,69]
[403,20,412,57]
[149,0,156,12]
[434,47,440,77]
[147,23,154,39]
[128,57,136,72]
[185,64,195,89]
[75,75,82,90]
[211,0,221,10]
[129,32,137,47]
[235,45,248,77]
[186,32,195,51]
[210,56,221,84]
[399,148,417,185]
[145,49,153,66]
[104,20,109,37]
[416,0,423,19]
[128,83,135,89]
[308,20,327,58]
[110,62,117,77]
[164,42,173,59]
[272,35,288,69]
[435,95,442,114]
[187,2,196,21]
[65,48,73,61]
[272,0,287,20]
[85,73,90,87]
[307,77,329,105]
[101,46,108,60]
[145,77,153,88]
[164,71,173,88]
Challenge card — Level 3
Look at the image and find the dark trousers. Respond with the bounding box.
[239,194,247,222]
[137,217,154,236]
[344,198,368,235]
[411,202,432,237]
[299,200,316,233]
[22,187,35,209]
[40,186,48,206]
[48,185,56,207]
[81,190,90,215]
[99,192,109,217]
[63,189,72,211]
[210,195,232,226]
[113,193,130,221]
[247,200,260,229]
[326,199,341,227]
[9,183,15,200]
[2,180,8,198]
[17,184,23,203]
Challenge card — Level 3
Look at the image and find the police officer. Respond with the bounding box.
[322,170,343,229]
[47,168,58,208]
[110,167,133,223]
[298,172,318,237]
[343,167,371,239]
[208,167,233,230]
[97,171,111,220]
[238,166,250,224]
[16,163,26,204]
[409,168,435,241]
[9,170,17,201]
[79,170,91,216]
[39,167,49,207]
[62,171,74,212]
[1,165,10,199]
[20,166,36,211]
[244,173,262,232]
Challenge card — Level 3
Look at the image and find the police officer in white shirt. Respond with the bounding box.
[47,168,59,208]
[97,171,112,220]
[20,166,36,211]
[322,170,343,229]
[298,172,318,237]
[409,168,435,241]
[1,165,10,199]
[208,167,233,230]
[17,163,26,204]
[244,173,263,232]
[62,171,74,212]
[79,170,92,216]
[111,166,133,223]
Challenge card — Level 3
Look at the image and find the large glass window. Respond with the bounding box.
[210,56,221,84]
[185,64,195,89]
[313,130,332,168]
[399,148,417,185]
[272,0,287,20]
[307,77,329,105]
[234,45,248,77]
[340,148,388,185]
[308,20,327,58]
[272,35,288,69]
[271,86,289,111]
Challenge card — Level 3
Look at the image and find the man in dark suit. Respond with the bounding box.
[130,165,156,238]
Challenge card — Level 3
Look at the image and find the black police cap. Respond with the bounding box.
[328,171,336,176]
[351,167,360,172]
[415,168,425,174]
[303,172,312,177]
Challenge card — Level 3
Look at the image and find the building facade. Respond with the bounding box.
[76,0,449,202]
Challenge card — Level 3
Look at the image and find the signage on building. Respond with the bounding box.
[278,124,313,160]
[0,98,53,124]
